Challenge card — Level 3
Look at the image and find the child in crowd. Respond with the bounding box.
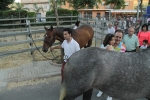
[100,34,115,51]
[99,34,115,100]
[140,39,148,51]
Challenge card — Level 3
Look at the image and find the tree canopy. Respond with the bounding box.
[31,3,44,13]
[0,0,15,10]
[9,2,29,11]
[103,0,126,9]
[60,0,126,10]
[62,0,101,9]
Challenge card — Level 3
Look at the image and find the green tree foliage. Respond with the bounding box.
[62,0,101,9]
[31,3,44,13]
[103,0,126,9]
[9,2,29,18]
[0,0,15,10]
[27,12,36,22]
[46,8,78,25]
[50,0,65,10]
[139,0,143,17]
[10,2,29,11]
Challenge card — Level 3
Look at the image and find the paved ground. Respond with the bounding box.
[0,60,61,91]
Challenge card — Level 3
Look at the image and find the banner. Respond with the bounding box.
[146,6,150,15]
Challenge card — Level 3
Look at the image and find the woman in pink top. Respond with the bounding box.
[138,24,150,46]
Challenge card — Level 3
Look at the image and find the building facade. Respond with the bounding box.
[21,0,50,17]
[20,0,74,17]
[21,0,149,18]
[79,0,149,19]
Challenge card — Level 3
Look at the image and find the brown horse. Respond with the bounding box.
[42,24,94,52]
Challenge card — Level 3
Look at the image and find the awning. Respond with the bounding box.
[106,10,143,13]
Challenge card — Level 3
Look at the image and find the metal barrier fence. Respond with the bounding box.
[0,15,114,61]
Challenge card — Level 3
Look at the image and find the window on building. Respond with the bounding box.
[25,5,28,8]
[101,2,104,6]
[44,5,47,9]
[84,12,92,19]
[125,2,129,6]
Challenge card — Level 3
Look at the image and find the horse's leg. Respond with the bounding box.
[63,96,75,100]
[82,89,93,100]
[146,98,150,100]
[86,39,93,47]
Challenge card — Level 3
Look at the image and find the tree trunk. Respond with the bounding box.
[54,0,59,27]
[140,0,143,17]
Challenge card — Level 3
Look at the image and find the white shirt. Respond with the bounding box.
[100,44,114,51]
[108,27,115,34]
[73,26,77,29]
[140,45,147,51]
[147,18,150,23]
[61,38,80,62]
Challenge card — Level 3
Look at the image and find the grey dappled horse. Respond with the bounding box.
[59,47,150,100]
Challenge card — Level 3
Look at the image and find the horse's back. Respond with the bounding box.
[78,24,94,35]
[75,24,94,39]
[64,47,150,100]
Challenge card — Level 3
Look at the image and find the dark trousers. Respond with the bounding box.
[125,49,136,52]
[61,62,66,83]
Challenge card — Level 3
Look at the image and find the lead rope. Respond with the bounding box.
[30,35,59,61]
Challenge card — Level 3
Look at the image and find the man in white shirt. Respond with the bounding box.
[107,22,115,34]
[50,28,80,82]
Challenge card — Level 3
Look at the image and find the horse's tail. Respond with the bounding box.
[59,82,67,100]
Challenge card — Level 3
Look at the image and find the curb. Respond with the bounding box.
[2,72,61,83]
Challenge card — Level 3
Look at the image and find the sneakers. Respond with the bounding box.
[96,91,103,97]
[106,96,112,100]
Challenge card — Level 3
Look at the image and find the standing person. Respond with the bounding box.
[140,39,148,51]
[97,30,126,100]
[114,19,118,31]
[50,28,80,82]
[132,16,136,26]
[113,29,126,52]
[135,20,140,35]
[120,18,126,31]
[138,24,150,47]
[123,27,139,52]
[107,22,115,34]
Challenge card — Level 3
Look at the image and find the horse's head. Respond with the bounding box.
[75,20,80,27]
[42,25,56,52]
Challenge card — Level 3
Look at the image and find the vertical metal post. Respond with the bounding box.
[95,18,97,47]
[137,0,141,20]
[137,6,139,20]
[26,18,35,61]
[109,10,111,20]
[71,14,72,25]
[48,0,50,11]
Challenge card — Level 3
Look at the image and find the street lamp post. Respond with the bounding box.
[48,0,50,11]
[137,0,141,20]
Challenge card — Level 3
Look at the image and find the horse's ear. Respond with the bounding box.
[44,26,48,31]
[50,25,53,31]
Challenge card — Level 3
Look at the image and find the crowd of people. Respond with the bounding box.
[50,19,150,100]
[97,21,150,100]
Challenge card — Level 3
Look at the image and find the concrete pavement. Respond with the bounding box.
[0,60,61,91]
